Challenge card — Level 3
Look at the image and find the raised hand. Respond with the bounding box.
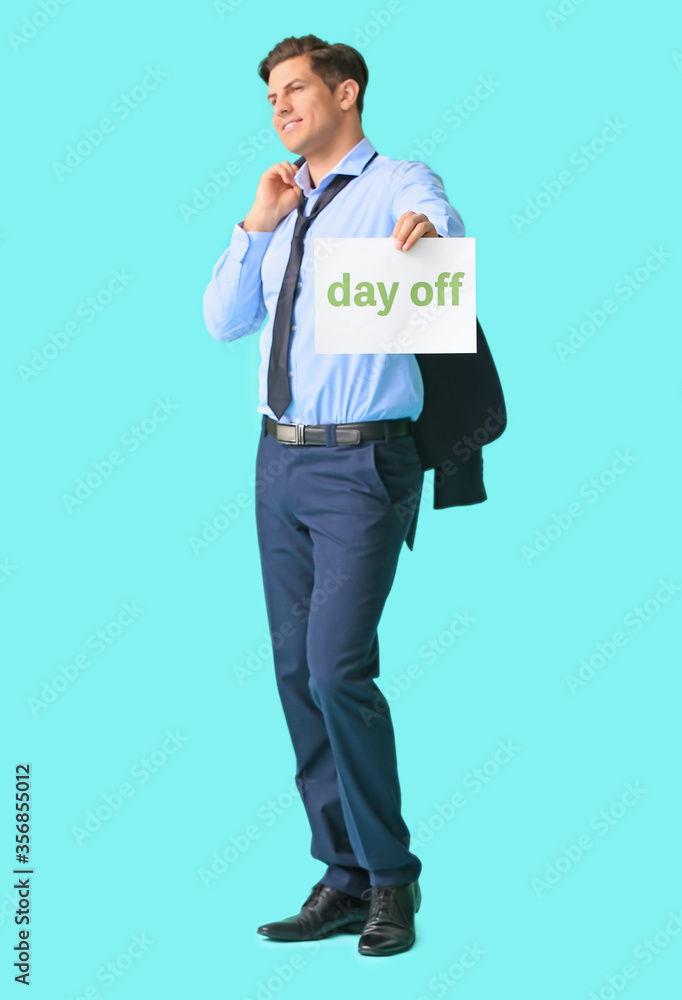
[243,161,303,232]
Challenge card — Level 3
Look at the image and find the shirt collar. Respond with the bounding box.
[293,136,377,197]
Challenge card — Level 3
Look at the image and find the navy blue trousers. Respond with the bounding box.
[255,415,424,899]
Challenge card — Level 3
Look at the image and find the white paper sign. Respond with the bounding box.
[313,237,476,354]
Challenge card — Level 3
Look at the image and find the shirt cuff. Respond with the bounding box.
[230,221,275,262]
[431,215,465,238]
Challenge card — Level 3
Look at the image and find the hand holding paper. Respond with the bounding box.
[391,210,441,250]
[314,237,476,354]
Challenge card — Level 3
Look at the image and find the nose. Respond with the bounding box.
[273,97,292,120]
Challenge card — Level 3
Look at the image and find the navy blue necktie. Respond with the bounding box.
[267,150,379,420]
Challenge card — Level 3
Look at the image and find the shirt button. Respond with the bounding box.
[297,281,302,289]
[291,324,297,331]
[288,370,293,377]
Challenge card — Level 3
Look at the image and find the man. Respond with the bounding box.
[203,34,468,958]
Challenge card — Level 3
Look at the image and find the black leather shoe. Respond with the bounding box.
[358,881,421,956]
[257,883,370,941]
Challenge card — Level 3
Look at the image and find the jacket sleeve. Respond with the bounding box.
[203,222,274,342]
[387,160,465,238]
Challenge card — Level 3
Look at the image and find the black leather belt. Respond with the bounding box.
[265,416,411,446]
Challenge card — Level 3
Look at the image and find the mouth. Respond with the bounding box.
[281,118,302,133]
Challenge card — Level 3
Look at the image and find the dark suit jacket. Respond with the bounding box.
[404,318,507,549]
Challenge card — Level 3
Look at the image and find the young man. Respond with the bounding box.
[203,34,465,957]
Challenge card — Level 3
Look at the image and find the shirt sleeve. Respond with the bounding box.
[388,160,465,238]
[202,222,274,342]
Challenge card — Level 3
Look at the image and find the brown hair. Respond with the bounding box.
[258,35,369,117]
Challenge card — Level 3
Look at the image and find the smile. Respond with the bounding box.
[282,119,302,132]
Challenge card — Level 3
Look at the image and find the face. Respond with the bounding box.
[267,54,354,156]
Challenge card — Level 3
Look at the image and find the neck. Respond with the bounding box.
[304,127,366,187]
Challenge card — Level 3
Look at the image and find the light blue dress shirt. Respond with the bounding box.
[203,136,465,425]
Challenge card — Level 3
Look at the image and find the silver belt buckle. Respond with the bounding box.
[294,422,305,445]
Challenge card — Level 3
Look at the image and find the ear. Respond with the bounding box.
[337,78,360,112]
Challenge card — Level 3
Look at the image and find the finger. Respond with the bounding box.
[394,216,435,250]
[392,213,428,246]
[284,163,302,189]
[390,211,416,240]
[273,163,300,188]
[276,162,297,178]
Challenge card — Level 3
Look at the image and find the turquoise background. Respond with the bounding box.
[2,0,681,997]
